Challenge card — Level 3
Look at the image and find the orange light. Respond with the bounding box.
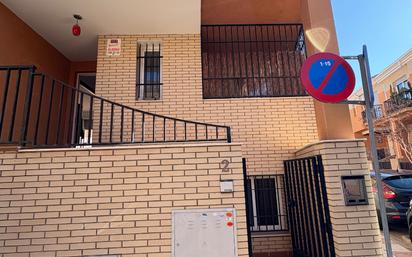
[226,212,233,218]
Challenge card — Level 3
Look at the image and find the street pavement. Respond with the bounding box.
[382,224,412,257]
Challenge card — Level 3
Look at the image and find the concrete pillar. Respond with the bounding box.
[296,139,384,257]
[301,0,355,140]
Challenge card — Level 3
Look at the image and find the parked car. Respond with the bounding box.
[407,200,412,241]
[370,171,412,226]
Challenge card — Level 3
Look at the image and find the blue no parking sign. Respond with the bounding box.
[300,52,356,103]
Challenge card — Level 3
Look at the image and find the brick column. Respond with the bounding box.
[296,139,384,257]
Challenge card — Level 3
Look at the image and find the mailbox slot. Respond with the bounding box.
[341,175,368,206]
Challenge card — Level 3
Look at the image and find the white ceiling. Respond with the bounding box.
[1,0,201,61]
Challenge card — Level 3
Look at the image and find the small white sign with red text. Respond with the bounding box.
[106,39,121,56]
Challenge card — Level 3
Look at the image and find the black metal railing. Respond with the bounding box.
[400,162,412,170]
[361,104,383,123]
[379,161,392,170]
[284,156,335,257]
[384,89,412,115]
[245,174,288,233]
[0,65,231,148]
[201,24,307,99]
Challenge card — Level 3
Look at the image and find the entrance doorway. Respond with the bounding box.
[73,73,96,145]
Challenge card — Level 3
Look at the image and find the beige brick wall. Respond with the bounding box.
[95,34,319,176]
[295,139,384,257]
[252,234,292,254]
[0,143,249,257]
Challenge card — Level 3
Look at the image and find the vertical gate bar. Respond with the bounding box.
[173,120,176,142]
[184,122,187,141]
[285,25,294,95]
[223,26,230,97]
[76,92,84,145]
[311,156,330,257]
[284,162,295,246]
[87,95,94,144]
[163,117,166,142]
[55,83,65,145]
[20,66,36,145]
[230,26,239,97]
[218,26,224,97]
[109,104,113,143]
[120,106,124,143]
[99,99,103,144]
[152,115,155,142]
[278,26,286,96]
[248,26,256,96]
[236,26,243,96]
[289,160,302,257]
[306,158,323,257]
[242,158,253,257]
[205,125,208,140]
[291,160,304,256]
[266,26,275,96]
[33,75,45,146]
[0,68,11,139]
[296,159,312,256]
[215,127,218,141]
[45,79,55,145]
[195,123,198,141]
[242,26,249,97]
[67,88,76,146]
[8,69,22,142]
[281,175,288,230]
[260,26,269,96]
[131,110,135,142]
[141,113,145,143]
[254,25,262,96]
[317,156,335,257]
[301,159,317,257]
[272,25,281,96]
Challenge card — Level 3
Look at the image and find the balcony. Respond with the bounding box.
[384,89,412,115]
[201,24,307,99]
[361,104,383,124]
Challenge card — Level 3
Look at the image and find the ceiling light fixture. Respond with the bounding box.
[72,14,82,37]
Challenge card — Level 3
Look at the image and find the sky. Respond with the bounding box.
[331,0,412,90]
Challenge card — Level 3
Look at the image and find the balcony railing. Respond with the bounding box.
[384,89,412,115]
[0,65,231,148]
[361,104,383,124]
[201,24,307,99]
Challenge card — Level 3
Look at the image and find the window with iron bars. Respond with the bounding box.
[245,175,288,233]
[201,24,307,99]
[136,42,162,100]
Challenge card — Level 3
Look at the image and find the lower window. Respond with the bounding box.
[246,175,288,232]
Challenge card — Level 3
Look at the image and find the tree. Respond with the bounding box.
[376,118,412,164]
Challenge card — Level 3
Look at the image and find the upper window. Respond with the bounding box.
[136,42,162,100]
[395,79,411,93]
[201,24,307,99]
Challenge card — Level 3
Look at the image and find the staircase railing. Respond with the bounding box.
[0,65,231,148]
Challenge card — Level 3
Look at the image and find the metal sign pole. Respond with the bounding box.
[357,45,393,257]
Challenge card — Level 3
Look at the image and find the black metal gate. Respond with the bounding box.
[284,155,335,257]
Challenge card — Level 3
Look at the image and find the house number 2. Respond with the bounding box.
[220,159,230,172]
